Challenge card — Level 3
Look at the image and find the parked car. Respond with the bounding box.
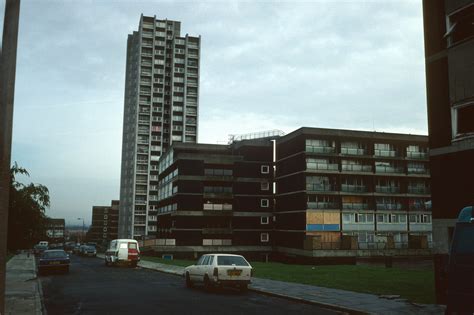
[81,245,97,257]
[38,241,49,247]
[33,244,48,257]
[104,239,140,267]
[72,244,81,254]
[37,250,70,275]
[446,206,474,314]
[184,254,253,292]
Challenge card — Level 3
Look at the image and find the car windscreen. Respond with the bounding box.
[42,251,67,258]
[217,256,249,266]
[452,224,474,254]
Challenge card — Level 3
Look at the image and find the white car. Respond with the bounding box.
[184,254,253,291]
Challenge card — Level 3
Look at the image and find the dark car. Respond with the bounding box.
[33,244,48,257]
[73,244,84,255]
[38,250,70,275]
[446,206,474,314]
[81,245,97,257]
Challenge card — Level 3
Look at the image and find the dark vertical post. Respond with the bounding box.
[0,0,21,313]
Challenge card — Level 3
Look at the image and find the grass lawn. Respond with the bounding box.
[7,253,14,263]
[142,256,435,304]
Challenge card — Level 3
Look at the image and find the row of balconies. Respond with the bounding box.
[306,184,430,195]
[306,146,428,159]
[306,163,429,175]
[307,201,429,211]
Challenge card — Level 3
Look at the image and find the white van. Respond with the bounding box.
[104,239,140,267]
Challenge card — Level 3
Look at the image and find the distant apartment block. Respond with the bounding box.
[152,140,274,259]
[422,0,474,303]
[87,200,119,246]
[119,14,201,239]
[275,128,431,258]
[46,218,65,241]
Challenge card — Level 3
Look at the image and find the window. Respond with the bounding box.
[261,216,269,224]
[261,233,269,242]
[261,182,270,190]
[196,255,205,265]
[261,199,269,207]
[208,256,214,265]
[342,213,355,223]
[202,255,210,265]
[452,102,474,139]
[261,165,270,174]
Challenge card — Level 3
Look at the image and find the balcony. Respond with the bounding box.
[341,185,368,193]
[203,204,232,211]
[407,168,429,175]
[306,146,335,154]
[407,187,431,194]
[375,186,400,193]
[375,166,404,174]
[202,228,233,235]
[340,148,367,155]
[407,151,428,159]
[306,184,336,192]
[342,203,369,210]
[376,203,403,211]
[342,164,372,172]
[374,150,398,157]
[306,163,339,171]
[307,202,339,209]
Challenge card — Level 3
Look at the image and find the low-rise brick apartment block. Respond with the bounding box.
[151,140,274,259]
[87,200,119,247]
[142,127,432,261]
[275,127,431,259]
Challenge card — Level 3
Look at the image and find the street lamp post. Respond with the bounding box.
[77,218,85,243]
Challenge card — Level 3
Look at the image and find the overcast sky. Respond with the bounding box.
[6,0,428,225]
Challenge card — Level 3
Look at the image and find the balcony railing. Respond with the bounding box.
[306,184,336,192]
[341,185,368,193]
[375,186,401,193]
[306,146,335,154]
[307,202,339,209]
[342,164,372,172]
[407,168,429,174]
[343,203,370,211]
[376,203,403,210]
[307,163,339,171]
[203,204,232,211]
[407,187,431,194]
[374,150,398,157]
[375,166,404,173]
[202,228,233,235]
[340,148,367,155]
[407,151,428,159]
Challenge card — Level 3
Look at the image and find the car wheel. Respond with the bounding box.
[203,275,212,291]
[185,272,194,288]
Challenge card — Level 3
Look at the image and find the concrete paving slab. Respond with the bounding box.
[5,252,43,315]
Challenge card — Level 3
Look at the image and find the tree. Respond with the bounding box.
[7,162,50,250]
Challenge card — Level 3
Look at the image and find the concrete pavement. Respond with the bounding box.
[5,252,43,315]
[97,254,446,315]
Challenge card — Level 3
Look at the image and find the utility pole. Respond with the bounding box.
[77,218,85,243]
[0,0,21,313]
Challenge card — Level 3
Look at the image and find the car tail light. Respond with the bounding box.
[213,267,218,277]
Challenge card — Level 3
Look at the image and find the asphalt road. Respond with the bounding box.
[39,255,341,315]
